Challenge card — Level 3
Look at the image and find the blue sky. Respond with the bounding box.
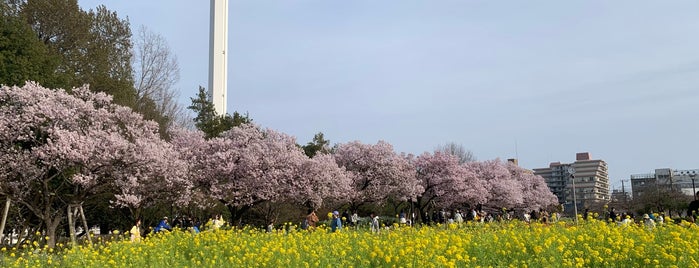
[78,0,699,191]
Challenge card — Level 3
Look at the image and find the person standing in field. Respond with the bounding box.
[306,209,319,230]
[370,213,380,233]
[130,219,142,242]
[608,207,618,223]
[351,211,359,228]
[330,211,342,232]
[454,210,463,224]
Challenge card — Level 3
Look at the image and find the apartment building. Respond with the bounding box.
[533,152,610,210]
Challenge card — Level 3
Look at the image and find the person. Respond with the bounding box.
[154,217,171,233]
[330,211,342,232]
[454,210,463,224]
[130,219,142,242]
[192,217,202,233]
[370,213,380,233]
[608,207,618,223]
[583,208,589,221]
[212,214,224,229]
[620,214,633,226]
[341,210,350,226]
[173,216,183,229]
[399,211,407,225]
[267,219,275,233]
[306,209,319,230]
[189,216,200,233]
[530,210,539,222]
[656,213,665,226]
[523,211,531,223]
[540,209,549,224]
[642,214,655,229]
[350,211,359,228]
[687,191,699,221]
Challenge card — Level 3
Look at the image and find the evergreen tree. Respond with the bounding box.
[0,2,62,87]
[302,132,330,157]
[19,0,137,106]
[188,86,251,139]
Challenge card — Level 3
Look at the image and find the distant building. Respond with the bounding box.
[610,189,631,203]
[630,168,698,199]
[533,152,610,211]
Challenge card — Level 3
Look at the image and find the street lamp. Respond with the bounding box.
[568,166,577,224]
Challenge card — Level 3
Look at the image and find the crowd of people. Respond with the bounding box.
[129,215,217,242]
[297,206,560,235]
[129,191,699,242]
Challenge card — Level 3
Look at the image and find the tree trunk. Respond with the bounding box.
[45,216,62,248]
[412,198,427,224]
[225,204,252,226]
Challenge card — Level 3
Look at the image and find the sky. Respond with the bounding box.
[78,0,699,191]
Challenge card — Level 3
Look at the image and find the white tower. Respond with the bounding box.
[209,0,228,115]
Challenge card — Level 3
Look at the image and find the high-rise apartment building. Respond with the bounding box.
[533,152,610,211]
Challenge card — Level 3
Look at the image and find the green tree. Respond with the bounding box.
[84,5,135,106]
[302,132,330,157]
[0,2,61,87]
[4,1,178,137]
[19,0,136,106]
[19,0,91,88]
[188,86,251,139]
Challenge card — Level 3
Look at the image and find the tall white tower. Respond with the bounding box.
[209,0,228,115]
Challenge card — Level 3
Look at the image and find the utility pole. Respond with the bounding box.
[620,179,630,210]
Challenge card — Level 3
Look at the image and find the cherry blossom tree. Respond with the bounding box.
[287,153,354,210]
[507,163,558,211]
[412,151,487,221]
[465,159,524,210]
[333,141,423,209]
[0,83,188,247]
[171,124,310,224]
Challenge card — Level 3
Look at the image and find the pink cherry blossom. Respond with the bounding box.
[334,141,423,207]
[0,82,188,247]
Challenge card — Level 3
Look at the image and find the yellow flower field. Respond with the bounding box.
[1,219,697,267]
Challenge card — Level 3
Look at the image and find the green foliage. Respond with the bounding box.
[135,95,170,138]
[302,132,330,157]
[15,0,136,106]
[188,86,252,139]
[2,0,177,134]
[83,5,135,106]
[0,7,61,87]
